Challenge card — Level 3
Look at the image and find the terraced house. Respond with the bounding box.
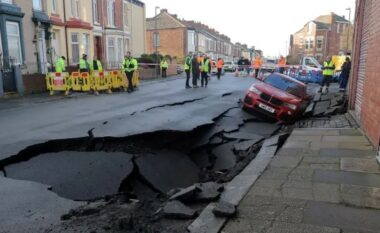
[0,0,146,95]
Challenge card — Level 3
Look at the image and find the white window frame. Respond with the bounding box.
[107,0,115,27]
[337,23,341,33]
[92,0,99,24]
[71,33,80,63]
[33,0,42,10]
[154,32,160,47]
[123,3,128,29]
[51,0,57,13]
[107,37,116,67]
[6,21,23,64]
[71,0,80,18]
[82,34,89,56]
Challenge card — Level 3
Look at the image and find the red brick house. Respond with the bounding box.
[289,12,353,64]
[349,0,380,150]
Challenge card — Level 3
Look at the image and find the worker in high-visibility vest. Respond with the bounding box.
[253,55,263,78]
[184,52,193,88]
[54,56,66,73]
[216,58,224,80]
[160,58,169,78]
[320,56,335,93]
[79,54,90,73]
[201,55,211,87]
[277,55,286,74]
[122,51,138,93]
[90,57,103,73]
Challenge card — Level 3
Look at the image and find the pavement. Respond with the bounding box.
[222,126,380,233]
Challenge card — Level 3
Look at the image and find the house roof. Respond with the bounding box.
[314,12,350,24]
[146,10,186,30]
[312,21,331,30]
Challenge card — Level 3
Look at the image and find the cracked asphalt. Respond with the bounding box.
[0,74,260,232]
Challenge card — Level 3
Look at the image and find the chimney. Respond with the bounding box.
[161,9,168,13]
[173,14,178,18]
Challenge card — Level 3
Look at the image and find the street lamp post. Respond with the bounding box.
[155,6,160,78]
[346,7,351,55]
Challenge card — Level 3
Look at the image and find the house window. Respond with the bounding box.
[33,0,42,10]
[123,3,128,28]
[107,0,115,26]
[154,33,160,47]
[71,33,79,63]
[309,39,314,49]
[6,21,22,64]
[1,0,12,4]
[71,0,80,18]
[108,38,116,66]
[317,37,323,50]
[117,38,123,63]
[82,34,89,55]
[51,0,57,13]
[92,0,99,24]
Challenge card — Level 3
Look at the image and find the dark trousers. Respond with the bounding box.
[185,69,191,87]
[322,75,333,87]
[339,74,349,89]
[217,68,222,79]
[125,71,134,91]
[193,72,200,86]
[279,67,285,74]
[255,69,260,78]
[201,72,208,87]
[161,68,167,78]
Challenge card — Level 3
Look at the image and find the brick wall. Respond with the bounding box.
[146,28,186,58]
[350,0,380,146]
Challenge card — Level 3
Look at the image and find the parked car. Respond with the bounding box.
[223,61,237,72]
[243,73,310,123]
[261,58,277,72]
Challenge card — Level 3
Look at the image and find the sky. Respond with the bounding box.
[143,0,356,57]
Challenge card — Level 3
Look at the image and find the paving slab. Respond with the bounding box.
[339,129,363,136]
[187,203,226,233]
[340,184,380,209]
[313,93,322,102]
[268,222,341,233]
[303,201,380,232]
[5,152,133,200]
[212,142,237,171]
[0,177,83,233]
[135,150,200,193]
[341,158,380,174]
[238,122,280,137]
[304,102,315,116]
[313,170,380,188]
[320,148,376,158]
[313,101,331,116]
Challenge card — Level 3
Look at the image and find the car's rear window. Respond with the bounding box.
[263,74,304,98]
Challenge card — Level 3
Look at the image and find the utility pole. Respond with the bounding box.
[155,6,160,78]
[346,7,351,55]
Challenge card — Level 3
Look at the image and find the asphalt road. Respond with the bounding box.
[0,73,254,160]
[0,73,257,233]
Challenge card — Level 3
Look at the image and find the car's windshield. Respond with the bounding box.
[263,74,304,98]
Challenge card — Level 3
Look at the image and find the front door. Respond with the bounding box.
[94,36,102,61]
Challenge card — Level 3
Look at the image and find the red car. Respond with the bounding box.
[243,73,310,123]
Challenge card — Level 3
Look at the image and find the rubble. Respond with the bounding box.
[169,185,200,202]
[224,132,264,141]
[135,151,200,193]
[195,182,224,201]
[118,215,134,230]
[212,201,236,217]
[163,201,198,219]
[234,138,263,151]
[211,142,237,171]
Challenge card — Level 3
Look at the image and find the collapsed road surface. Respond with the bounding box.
[0,74,284,232]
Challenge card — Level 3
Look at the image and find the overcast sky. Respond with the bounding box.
[143,0,356,57]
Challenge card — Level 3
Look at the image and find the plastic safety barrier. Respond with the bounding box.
[92,71,112,94]
[45,70,140,95]
[45,72,71,95]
